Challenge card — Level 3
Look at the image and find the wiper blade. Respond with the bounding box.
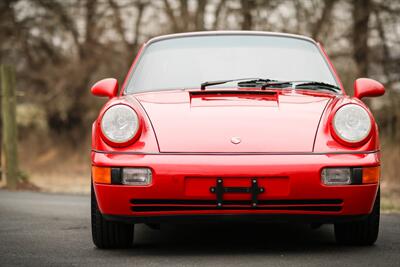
[294,81,341,92]
[200,78,276,90]
[261,80,341,92]
[260,81,292,89]
[237,79,278,87]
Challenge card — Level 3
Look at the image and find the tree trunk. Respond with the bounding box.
[352,0,371,78]
[240,0,256,30]
[163,0,180,32]
[195,0,207,30]
[312,0,338,40]
[1,65,19,189]
[212,0,226,30]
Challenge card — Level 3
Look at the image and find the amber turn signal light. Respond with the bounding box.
[92,166,111,184]
[362,166,380,184]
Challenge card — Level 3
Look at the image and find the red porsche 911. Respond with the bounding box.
[90,31,385,248]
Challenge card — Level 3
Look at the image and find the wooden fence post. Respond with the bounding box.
[0,65,2,182]
[1,65,19,189]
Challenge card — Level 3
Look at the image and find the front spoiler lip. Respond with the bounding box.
[102,213,368,224]
[92,149,379,156]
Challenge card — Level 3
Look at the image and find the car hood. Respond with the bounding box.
[130,90,332,153]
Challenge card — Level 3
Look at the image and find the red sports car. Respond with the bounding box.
[90,31,385,248]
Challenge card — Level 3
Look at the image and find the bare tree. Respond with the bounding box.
[372,1,400,141]
[108,0,130,49]
[240,0,256,30]
[195,0,207,30]
[212,0,226,30]
[312,0,338,40]
[132,1,148,51]
[352,0,371,78]
[162,0,208,32]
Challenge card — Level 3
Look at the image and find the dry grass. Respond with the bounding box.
[380,140,400,212]
[17,136,91,194]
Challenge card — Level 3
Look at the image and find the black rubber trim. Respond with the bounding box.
[190,90,277,96]
[111,168,122,185]
[92,149,379,156]
[352,167,363,185]
[130,199,343,205]
[130,205,342,212]
[103,214,368,224]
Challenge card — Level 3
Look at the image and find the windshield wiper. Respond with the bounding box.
[261,81,341,92]
[237,79,340,93]
[200,78,341,93]
[200,78,276,90]
[293,81,341,92]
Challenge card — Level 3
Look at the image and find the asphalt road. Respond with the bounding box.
[1,190,399,267]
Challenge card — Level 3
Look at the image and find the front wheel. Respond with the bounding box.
[334,188,380,246]
[91,183,134,249]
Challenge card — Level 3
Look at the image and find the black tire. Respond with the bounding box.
[334,188,380,246]
[91,183,134,249]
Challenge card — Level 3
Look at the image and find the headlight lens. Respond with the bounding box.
[101,105,139,143]
[321,168,351,185]
[333,104,371,143]
[122,168,152,185]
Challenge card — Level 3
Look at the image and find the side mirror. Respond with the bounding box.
[354,78,385,99]
[90,78,118,98]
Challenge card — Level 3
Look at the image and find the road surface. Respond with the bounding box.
[0,190,399,266]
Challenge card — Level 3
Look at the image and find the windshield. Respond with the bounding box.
[125,34,339,94]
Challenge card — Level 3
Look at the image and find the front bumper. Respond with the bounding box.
[92,151,380,222]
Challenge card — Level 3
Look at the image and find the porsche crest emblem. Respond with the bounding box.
[231,137,241,144]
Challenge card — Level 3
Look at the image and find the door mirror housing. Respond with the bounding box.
[354,78,385,99]
[90,78,119,98]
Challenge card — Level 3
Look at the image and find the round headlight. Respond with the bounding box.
[100,105,139,144]
[333,104,371,143]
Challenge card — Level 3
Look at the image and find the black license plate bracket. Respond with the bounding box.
[209,178,264,208]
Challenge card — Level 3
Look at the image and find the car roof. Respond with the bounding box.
[146,31,317,46]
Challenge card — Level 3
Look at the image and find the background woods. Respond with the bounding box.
[0,0,399,199]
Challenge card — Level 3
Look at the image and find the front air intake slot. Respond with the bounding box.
[129,199,343,212]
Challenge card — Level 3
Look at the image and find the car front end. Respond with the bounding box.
[89,31,384,248]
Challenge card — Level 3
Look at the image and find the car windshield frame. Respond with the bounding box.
[123,33,341,95]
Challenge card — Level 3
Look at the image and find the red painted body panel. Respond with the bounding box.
[91,32,383,220]
[92,151,379,216]
[354,78,385,99]
[135,90,331,153]
[91,78,119,98]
